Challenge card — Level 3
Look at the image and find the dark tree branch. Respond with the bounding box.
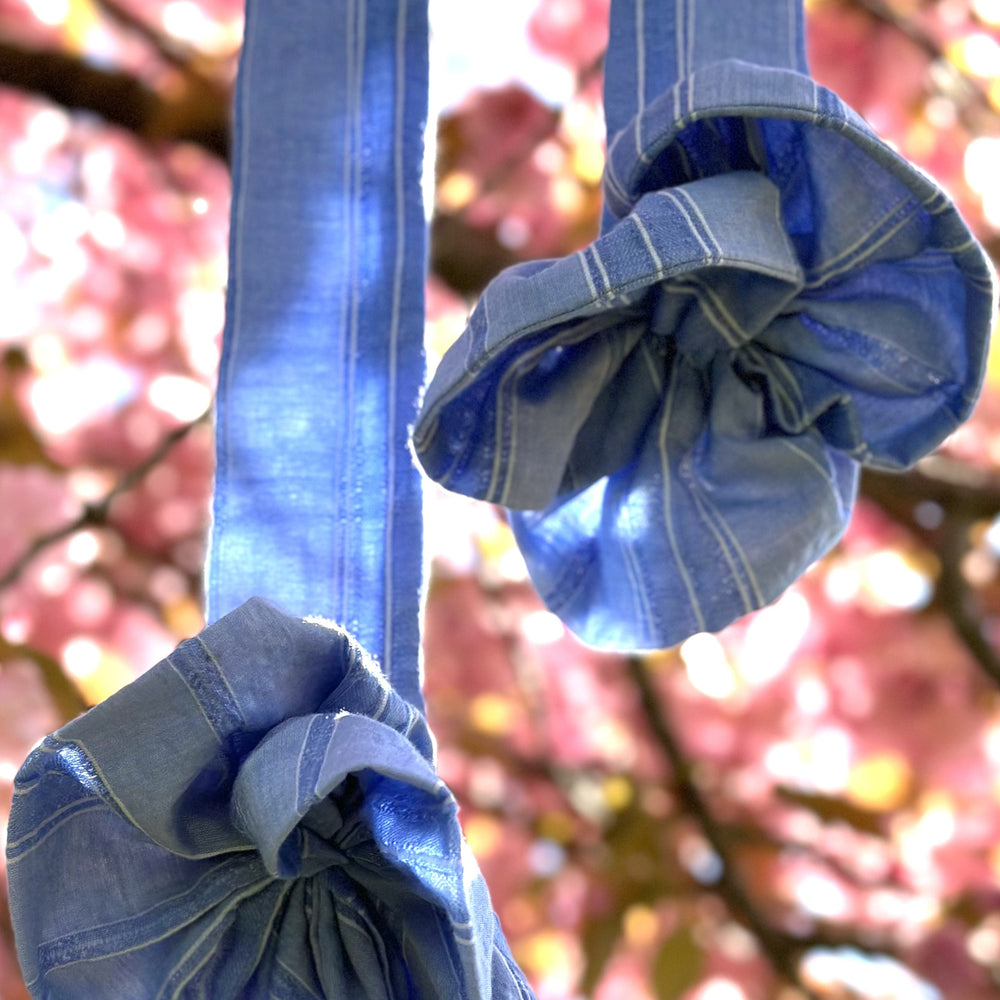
[0,40,156,132]
[936,512,1000,688]
[91,0,231,79]
[844,0,997,127]
[626,655,822,999]
[0,412,209,596]
[862,464,1000,689]
[0,41,230,160]
[0,637,88,721]
[862,461,1000,522]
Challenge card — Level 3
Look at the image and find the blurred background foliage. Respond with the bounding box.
[1,1,1000,997]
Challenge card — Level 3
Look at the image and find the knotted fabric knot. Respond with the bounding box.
[7,598,528,999]
[413,60,995,652]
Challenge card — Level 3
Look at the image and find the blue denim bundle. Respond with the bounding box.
[6,0,993,997]
[414,6,995,650]
[8,600,531,998]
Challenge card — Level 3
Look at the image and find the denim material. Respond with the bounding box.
[413,0,996,650]
[206,0,427,708]
[8,1,537,997]
[7,600,534,999]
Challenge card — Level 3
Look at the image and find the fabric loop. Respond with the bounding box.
[413,59,995,652]
[6,600,531,1000]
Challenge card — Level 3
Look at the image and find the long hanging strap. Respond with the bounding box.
[7,2,539,997]
[603,0,806,148]
[207,0,427,708]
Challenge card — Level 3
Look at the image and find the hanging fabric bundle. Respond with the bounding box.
[5,0,994,998]
[7,1,532,997]
[415,0,996,652]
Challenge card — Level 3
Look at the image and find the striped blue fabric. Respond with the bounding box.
[414,0,996,651]
[6,1,536,997]
[7,600,532,998]
[206,0,426,709]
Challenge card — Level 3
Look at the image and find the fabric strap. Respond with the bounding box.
[604,0,807,145]
[206,0,427,708]
[8,3,539,998]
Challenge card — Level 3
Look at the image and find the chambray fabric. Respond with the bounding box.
[414,0,996,650]
[7,0,536,998]
[7,600,532,999]
[206,0,426,709]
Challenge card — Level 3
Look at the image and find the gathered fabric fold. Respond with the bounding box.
[413,56,995,651]
[7,599,533,999]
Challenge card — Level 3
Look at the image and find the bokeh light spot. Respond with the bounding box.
[66,531,100,566]
[162,1,207,41]
[622,903,659,947]
[437,171,478,211]
[694,977,747,1000]
[738,590,810,684]
[521,609,564,644]
[862,549,934,611]
[61,636,101,679]
[27,0,69,26]
[469,693,516,735]
[961,32,1000,77]
[794,873,850,918]
[30,357,137,434]
[974,0,1000,22]
[463,813,502,858]
[680,632,736,700]
[148,374,211,422]
[846,752,912,811]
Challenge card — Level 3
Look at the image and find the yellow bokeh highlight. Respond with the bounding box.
[437,171,478,212]
[550,176,584,216]
[64,0,99,51]
[904,120,938,162]
[984,316,1000,388]
[948,33,1000,78]
[603,774,635,812]
[846,752,912,811]
[164,596,205,640]
[914,790,957,847]
[70,648,136,704]
[538,810,576,844]
[463,814,502,859]
[515,930,576,977]
[571,142,605,185]
[469,693,517,735]
[622,904,660,948]
[475,517,517,564]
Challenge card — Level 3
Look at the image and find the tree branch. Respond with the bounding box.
[844,0,997,127]
[91,0,232,79]
[0,412,209,596]
[0,637,87,721]
[861,465,1000,689]
[862,461,1000,522]
[0,41,230,160]
[626,655,822,999]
